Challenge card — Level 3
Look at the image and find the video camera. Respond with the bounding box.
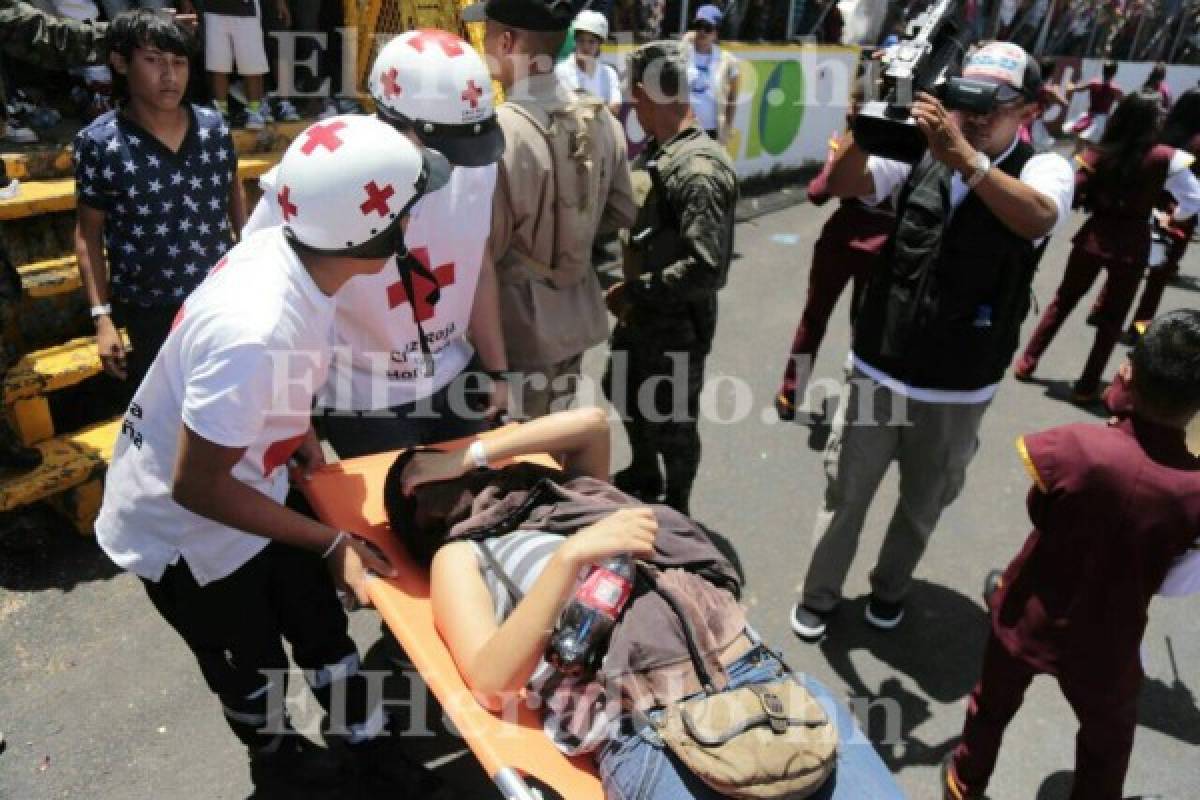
[853,0,1003,163]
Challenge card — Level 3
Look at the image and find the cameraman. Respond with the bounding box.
[790,42,1074,641]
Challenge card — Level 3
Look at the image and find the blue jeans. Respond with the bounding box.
[596,646,906,800]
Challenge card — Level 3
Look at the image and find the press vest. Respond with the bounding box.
[853,141,1046,391]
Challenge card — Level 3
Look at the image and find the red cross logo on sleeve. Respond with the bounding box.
[300,120,348,155]
[261,432,307,476]
[360,181,396,217]
[387,246,456,323]
[461,80,483,109]
[406,29,464,57]
[278,186,298,221]
[381,68,402,99]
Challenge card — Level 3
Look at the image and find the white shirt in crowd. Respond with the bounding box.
[555,56,622,108]
[854,136,1076,405]
[1161,545,1200,597]
[688,48,722,133]
[1163,150,1200,220]
[244,163,496,410]
[95,228,338,586]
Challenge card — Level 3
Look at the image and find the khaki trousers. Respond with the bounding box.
[510,352,585,420]
[801,368,991,611]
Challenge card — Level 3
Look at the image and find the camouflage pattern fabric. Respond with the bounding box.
[0,1,109,112]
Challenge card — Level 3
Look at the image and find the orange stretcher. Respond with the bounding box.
[301,442,605,800]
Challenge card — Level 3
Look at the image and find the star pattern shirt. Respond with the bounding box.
[75,104,236,308]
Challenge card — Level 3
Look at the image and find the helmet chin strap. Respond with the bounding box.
[391,224,441,379]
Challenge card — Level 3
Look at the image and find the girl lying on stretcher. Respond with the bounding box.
[385,408,905,800]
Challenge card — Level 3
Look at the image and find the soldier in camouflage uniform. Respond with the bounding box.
[0,0,109,471]
[602,41,737,515]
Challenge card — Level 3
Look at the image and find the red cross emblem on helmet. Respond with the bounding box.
[381,68,402,99]
[461,80,483,109]
[277,186,298,221]
[406,28,465,57]
[360,181,396,217]
[300,120,348,155]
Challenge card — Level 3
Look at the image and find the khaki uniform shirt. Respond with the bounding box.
[490,72,636,371]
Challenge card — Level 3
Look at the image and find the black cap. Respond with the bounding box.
[461,0,584,32]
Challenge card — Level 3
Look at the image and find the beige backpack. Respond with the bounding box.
[504,91,613,287]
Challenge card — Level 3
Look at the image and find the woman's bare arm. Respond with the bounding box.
[432,508,657,710]
[399,406,612,494]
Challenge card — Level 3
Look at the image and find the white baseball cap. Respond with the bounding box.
[573,9,609,39]
[963,41,1042,102]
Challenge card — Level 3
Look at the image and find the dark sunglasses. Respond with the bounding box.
[694,22,716,32]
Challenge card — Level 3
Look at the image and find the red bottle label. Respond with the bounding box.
[577,567,632,618]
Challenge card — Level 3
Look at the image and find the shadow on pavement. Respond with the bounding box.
[0,506,120,591]
[1168,272,1199,292]
[358,632,500,799]
[811,581,989,772]
[1138,671,1200,746]
[1015,376,1112,419]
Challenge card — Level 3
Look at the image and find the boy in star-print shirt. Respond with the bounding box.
[74,10,245,398]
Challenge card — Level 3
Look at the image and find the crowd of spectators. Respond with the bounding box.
[6,0,1200,150]
[0,0,361,146]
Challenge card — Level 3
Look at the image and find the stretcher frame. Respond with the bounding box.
[300,442,605,800]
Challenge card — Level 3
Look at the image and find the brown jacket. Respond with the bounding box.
[490,73,636,369]
[445,468,747,709]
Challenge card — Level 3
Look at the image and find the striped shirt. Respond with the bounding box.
[472,530,620,755]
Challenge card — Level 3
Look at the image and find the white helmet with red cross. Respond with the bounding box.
[275,115,450,254]
[368,28,504,168]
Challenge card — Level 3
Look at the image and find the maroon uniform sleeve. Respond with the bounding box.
[1018,427,1096,535]
[806,141,839,205]
[1017,428,1083,495]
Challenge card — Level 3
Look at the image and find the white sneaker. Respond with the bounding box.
[275,99,300,122]
[227,81,248,107]
[317,100,338,120]
[243,109,266,131]
[0,179,19,200]
[2,124,38,144]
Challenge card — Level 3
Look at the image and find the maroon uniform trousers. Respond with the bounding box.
[1019,246,1144,393]
[1130,215,1196,328]
[1017,145,1177,394]
[777,216,882,404]
[952,621,1141,800]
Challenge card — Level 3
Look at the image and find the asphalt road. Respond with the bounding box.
[3,190,1198,800]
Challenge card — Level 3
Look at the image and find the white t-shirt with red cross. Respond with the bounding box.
[94,227,338,587]
[245,163,497,410]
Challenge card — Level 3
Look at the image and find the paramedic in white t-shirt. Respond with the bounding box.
[555,10,622,117]
[242,29,509,457]
[94,116,450,789]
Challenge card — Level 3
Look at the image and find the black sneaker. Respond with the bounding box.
[941,753,980,799]
[775,391,797,421]
[248,735,345,790]
[982,569,1004,608]
[344,736,447,794]
[790,602,830,642]
[864,594,905,630]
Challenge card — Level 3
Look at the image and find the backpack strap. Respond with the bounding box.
[478,540,526,605]
[633,563,716,694]
[503,93,607,282]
